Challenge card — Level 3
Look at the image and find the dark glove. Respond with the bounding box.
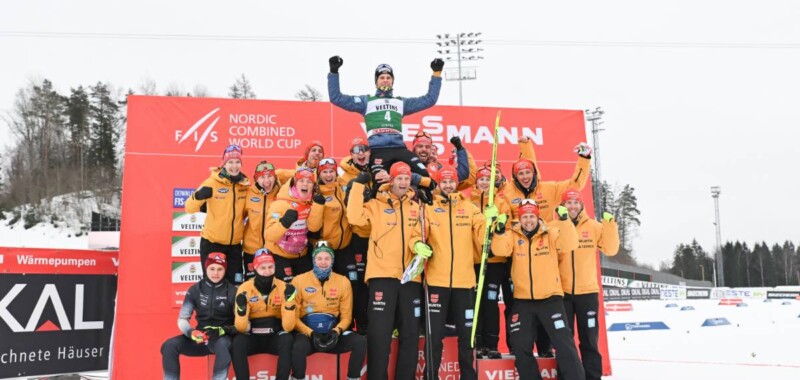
[431,58,445,72]
[312,331,336,352]
[202,325,229,338]
[193,186,213,200]
[450,136,464,151]
[329,56,343,74]
[284,284,297,302]
[323,330,339,347]
[279,209,299,229]
[235,293,248,317]
[313,193,327,205]
[417,188,434,205]
[354,171,371,185]
[495,214,508,234]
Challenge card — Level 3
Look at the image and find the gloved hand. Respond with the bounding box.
[313,193,327,205]
[354,171,371,185]
[574,142,592,158]
[329,56,343,74]
[495,214,508,234]
[556,206,569,221]
[193,186,213,200]
[191,330,208,344]
[279,209,299,229]
[312,331,337,352]
[235,293,248,317]
[284,284,297,302]
[203,325,226,338]
[413,241,433,259]
[431,58,445,72]
[322,330,339,347]
[484,205,499,220]
[450,136,464,151]
[602,212,615,222]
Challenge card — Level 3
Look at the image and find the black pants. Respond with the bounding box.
[508,297,585,380]
[370,146,430,177]
[200,238,244,285]
[333,237,369,332]
[271,253,312,283]
[424,286,477,380]
[502,260,515,351]
[161,334,232,380]
[564,293,602,380]
[474,263,504,351]
[231,332,293,380]
[367,278,422,380]
[292,332,367,379]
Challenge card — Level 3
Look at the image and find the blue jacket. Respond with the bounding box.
[328,73,442,149]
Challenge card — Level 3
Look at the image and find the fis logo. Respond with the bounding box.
[175,108,221,151]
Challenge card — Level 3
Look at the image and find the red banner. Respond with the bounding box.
[0,247,118,275]
[114,96,609,378]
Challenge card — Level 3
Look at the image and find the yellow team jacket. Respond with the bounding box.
[411,192,485,288]
[346,183,422,283]
[469,187,511,264]
[234,278,296,334]
[185,168,250,245]
[559,210,620,295]
[242,183,281,254]
[491,220,578,300]
[264,182,319,258]
[290,271,353,336]
[339,156,371,239]
[308,178,352,250]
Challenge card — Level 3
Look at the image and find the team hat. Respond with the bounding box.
[221,144,242,166]
[253,248,275,268]
[512,158,535,177]
[518,199,540,217]
[205,252,228,270]
[254,161,276,180]
[389,162,412,179]
[561,189,583,204]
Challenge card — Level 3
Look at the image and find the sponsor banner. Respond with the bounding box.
[477,357,558,380]
[171,283,192,308]
[686,288,711,299]
[0,273,117,378]
[171,236,201,257]
[601,276,629,288]
[659,287,686,301]
[171,212,206,231]
[172,188,195,208]
[603,287,660,301]
[220,349,337,379]
[702,318,731,327]
[607,321,670,332]
[767,291,800,299]
[710,288,768,300]
[604,303,633,312]
[0,247,118,275]
[718,298,743,305]
[171,261,204,283]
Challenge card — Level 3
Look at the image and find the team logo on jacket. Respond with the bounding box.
[582,231,590,238]
[355,254,363,263]
[430,294,439,303]
[273,295,282,304]
[457,209,465,215]
[518,239,525,246]
[384,209,395,214]
[511,198,522,204]
[511,314,519,323]
[250,296,259,302]
[325,196,333,202]
[218,188,229,193]
[375,292,383,301]
[328,288,338,297]
[305,287,317,294]
[251,197,261,202]
[291,202,298,207]
[538,239,544,248]
[536,193,544,200]
[284,267,293,276]
[434,208,445,213]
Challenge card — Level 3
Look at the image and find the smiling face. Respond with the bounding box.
[314,252,333,270]
[520,213,539,232]
[515,168,534,188]
[224,159,242,176]
[295,178,314,199]
[319,168,337,184]
[439,178,457,195]
[206,264,226,283]
[564,199,583,219]
[352,150,370,166]
[391,174,411,198]
[255,261,275,277]
[476,176,491,192]
[413,142,434,163]
[257,174,276,192]
[307,146,324,166]
[376,73,394,89]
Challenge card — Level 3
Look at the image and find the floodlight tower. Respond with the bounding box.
[435,32,484,105]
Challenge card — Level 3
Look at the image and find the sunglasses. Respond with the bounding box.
[520,199,538,206]
[414,131,432,139]
[297,166,315,174]
[319,158,336,166]
[256,162,275,172]
[224,144,242,154]
[210,253,226,263]
[351,144,370,154]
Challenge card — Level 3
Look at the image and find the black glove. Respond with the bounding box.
[450,136,464,151]
[313,193,327,205]
[279,209,299,229]
[284,284,296,302]
[417,188,434,205]
[235,293,248,317]
[431,58,445,72]
[193,186,213,200]
[312,331,336,352]
[354,171,371,185]
[323,330,339,347]
[329,56,343,73]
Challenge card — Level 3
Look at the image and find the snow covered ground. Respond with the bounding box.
[605,299,800,379]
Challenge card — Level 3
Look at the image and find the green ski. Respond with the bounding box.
[471,111,501,348]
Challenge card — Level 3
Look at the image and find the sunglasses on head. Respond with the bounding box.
[351,144,370,154]
[414,131,432,139]
[256,162,275,172]
[319,158,336,166]
[225,144,242,154]
[297,166,315,174]
[210,253,226,263]
[520,199,538,206]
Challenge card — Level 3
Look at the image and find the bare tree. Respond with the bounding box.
[229,74,256,99]
[138,77,158,95]
[295,84,323,101]
[191,84,211,98]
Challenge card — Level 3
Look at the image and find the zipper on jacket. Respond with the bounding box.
[336,188,346,248]
[528,235,534,300]
[260,193,267,247]
[230,184,236,245]
[448,198,455,288]
[571,250,576,295]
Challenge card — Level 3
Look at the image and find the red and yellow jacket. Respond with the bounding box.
[411,192,485,288]
[469,187,511,264]
[491,220,578,300]
[234,278,296,334]
[264,181,319,258]
[559,210,619,295]
[504,140,590,223]
[339,156,371,238]
[346,183,421,283]
[185,168,250,245]
[308,178,352,250]
[242,183,281,255]
[290,271,353,336]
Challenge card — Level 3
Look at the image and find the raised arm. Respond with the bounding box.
[402,58,444,115]
[327,56,368,114]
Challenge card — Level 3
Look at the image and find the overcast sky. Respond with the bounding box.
[2,0,798,268]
